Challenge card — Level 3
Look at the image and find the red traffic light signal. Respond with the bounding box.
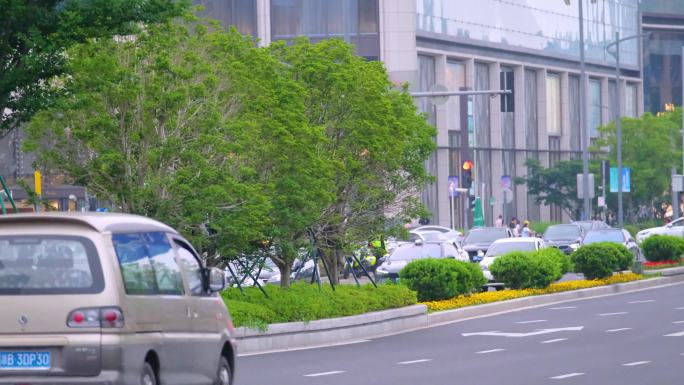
[462,160,474,171]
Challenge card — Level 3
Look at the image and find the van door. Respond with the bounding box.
[174,239,222,384]
[112,233,192,385]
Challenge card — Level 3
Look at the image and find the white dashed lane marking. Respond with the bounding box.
[303,371,345,377]
[673,321,684,324]
[476,349,505,354]
[628,300,655,304]
[606,328,632,332]
[665,331,684,337]
[541,338,567,344]
[675,307,684,310]
[551,373,584,379]
[597,312,628,316]
[548,306,577,310]
[516,319,547,324]
[397,359,432,365]
[622,361,651,367]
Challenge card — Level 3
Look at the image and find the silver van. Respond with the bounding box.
[0,213,236,385]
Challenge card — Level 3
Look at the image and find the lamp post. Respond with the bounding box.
[605,32,650,228]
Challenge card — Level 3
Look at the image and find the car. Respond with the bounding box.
[572,220,610,233]
[0,213,236,385]
[375,240,469,282]
[582,228,642,262]
[413,226,464,245]
[461,227,513,262]
[479,237,546,290]
[543,224,584,255]
[636,218,684,242]
[225,256,278,287]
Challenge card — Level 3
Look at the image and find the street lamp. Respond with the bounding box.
[565,0,596,221]
[605,32,651,228]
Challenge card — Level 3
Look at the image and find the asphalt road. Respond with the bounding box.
[236,281,684,385]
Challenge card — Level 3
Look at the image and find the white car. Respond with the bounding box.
[479,237,546,289]
[637,218,684,243]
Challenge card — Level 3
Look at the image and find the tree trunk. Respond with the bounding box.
[320,247,341,285]
[279,264,292,288]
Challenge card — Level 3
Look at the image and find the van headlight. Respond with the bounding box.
[569,243,580,251]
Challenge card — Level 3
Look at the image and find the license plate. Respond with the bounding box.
[0,351,51,370]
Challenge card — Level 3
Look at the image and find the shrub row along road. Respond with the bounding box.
[237,282,684,385]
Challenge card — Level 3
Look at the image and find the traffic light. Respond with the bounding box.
[462,160,474,189]
[469,195,476,210]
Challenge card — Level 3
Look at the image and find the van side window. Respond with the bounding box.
[174,241,204,296]
[143,232,184,295]
[112,232,184,295]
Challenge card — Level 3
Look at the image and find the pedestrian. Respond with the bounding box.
[521,220,531,237]
[509,217,519,237]
[495,214,504,228]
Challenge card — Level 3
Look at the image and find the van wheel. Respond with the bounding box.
[216,357,232,385]
[141,363,157,385]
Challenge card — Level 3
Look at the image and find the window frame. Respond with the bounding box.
[171,238,209,297]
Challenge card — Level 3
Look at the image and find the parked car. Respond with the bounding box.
[225,256,278,287]
[572,220,610,234]
[413,225,464,245]
[636,218,684,242]
[543,224,584,255]
[375,240,469,282]
[479,237,547,290]
[0,213,235,385]
[582,228,642,261]
[461,227,513,262]
[267,256,319,286]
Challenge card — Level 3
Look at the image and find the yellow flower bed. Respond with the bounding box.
[423,273,643,312]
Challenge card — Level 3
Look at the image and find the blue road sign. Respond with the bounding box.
[448,176,459,198]
[610,167,631,193]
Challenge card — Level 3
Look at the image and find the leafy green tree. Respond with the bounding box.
[24,18,331,270]
[273,39,436,283]
[1,0,189,133]
[515,158,587,220]
[596,110,682,221]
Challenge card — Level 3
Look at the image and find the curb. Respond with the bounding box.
[644,265,684,276]
[236,274,684,355]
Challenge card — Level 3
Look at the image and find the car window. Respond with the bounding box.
[485,241,537,256]
[113,232,184,296]
[464,229,506,244]
[672,219,684,227]
[175,241,204,296]
[0,235,104,295]
[583,230,625,244]
[142,233,184,295]
[544,225,581,240]
[390,244,442,261]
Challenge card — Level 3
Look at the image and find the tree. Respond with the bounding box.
[24,18,331,268]
[515,158,587,220]
[1,0,189,134]
[596,109,682,221]
[273,39,436,283]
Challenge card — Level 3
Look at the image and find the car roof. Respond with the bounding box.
[414,226,454,233]
[469,227,506,232]
[490,237,538,244]
[0,212,178,234]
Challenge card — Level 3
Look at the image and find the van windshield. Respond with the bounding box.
[0,236,104,295]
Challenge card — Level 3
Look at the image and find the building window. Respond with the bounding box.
[589,79,602,138]
[546,74,561,136]
[524,69,538,151]
[271,0,379,59]
[568,75,581,154]
[625,83,638,118]
[446,60,466,132]
[194,0,257,36]
[549,137,561,166]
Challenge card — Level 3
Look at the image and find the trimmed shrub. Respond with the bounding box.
[624,225,639,238]
[594,242,634,271]
[221,282,417,327]
[490,251,560,289]
[642,235,684,263]
[571,244,618,279]
[535,247,573,278]
[400,258,486,301]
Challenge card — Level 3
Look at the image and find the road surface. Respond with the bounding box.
[237,281,684,385]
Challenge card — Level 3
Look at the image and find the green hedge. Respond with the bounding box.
[571,244,619,279]
[535,248,573,278]
[221,282,417,329]
[489,251,560,289]
[594,242,634,271]
[400,258,486,301]
[642,235,684,262]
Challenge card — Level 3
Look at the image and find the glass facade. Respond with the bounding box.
[271,0,380,59]
[640,0,684,14]
[418,55,438,223]
[568,76,581,153]
[416,0,639,67]
[589,79,602,138]
[194,0,257,36]
[625,83,638,118]
[643,31,684,114]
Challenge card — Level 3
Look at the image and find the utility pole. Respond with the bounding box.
[579,0,591,220]
[615,31,624,228]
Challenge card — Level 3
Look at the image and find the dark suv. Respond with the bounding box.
[461,227,513,262]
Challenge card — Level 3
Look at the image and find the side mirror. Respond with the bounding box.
[206,267,226,293]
